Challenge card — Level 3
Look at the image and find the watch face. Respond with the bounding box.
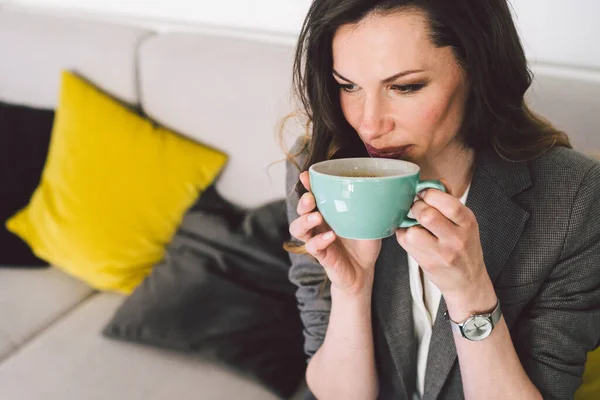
[462,316,493,341]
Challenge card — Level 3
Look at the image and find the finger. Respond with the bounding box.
[396,225,437,253]
[396,227,439,273]
[299,171,312,192]
[297,192,316,216]
[410,200,456,239]
[437,178,452,196]
[305,231,336,257]
[419,189,471,226]
[289,211,323,242]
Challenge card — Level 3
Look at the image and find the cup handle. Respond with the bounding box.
[399,180,447,229]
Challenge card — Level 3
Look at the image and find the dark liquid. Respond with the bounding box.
[337,172,382,178]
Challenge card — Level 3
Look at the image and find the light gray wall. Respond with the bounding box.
[2,0,599,69]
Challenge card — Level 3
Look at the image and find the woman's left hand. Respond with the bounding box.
[396,188,497,322]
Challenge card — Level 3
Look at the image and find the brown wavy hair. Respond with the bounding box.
[282,0,571,254]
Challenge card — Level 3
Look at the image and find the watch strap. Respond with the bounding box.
[451,318,461,335]
[449,299,502,336]
[490,298,502,326]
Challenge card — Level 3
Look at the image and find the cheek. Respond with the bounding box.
[397,96,446,133]
[400,90,464,139]
[420,100,446,125]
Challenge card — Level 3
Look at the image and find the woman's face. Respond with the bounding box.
[332,9,469,166]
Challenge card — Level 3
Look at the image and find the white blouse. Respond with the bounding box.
[408,185,471,399]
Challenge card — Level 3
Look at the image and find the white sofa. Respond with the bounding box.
[0,5,598,400]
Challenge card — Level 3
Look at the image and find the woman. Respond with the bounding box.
[284,1,600,399]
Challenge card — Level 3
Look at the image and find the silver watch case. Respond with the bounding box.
[449,300,502,341]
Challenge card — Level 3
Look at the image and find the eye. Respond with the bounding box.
[391,83,425,94]
[338,83,358,93]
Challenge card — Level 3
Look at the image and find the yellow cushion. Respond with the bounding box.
[6,71,227,294]
[576,348,600,399]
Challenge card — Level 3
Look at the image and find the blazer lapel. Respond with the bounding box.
[423,150,532,399]
[373,235,416,398]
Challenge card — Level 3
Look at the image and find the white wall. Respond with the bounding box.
[0,0,312,35]
[2,0,599,69]
[510,0,600,69]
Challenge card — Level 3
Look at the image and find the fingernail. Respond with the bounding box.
[308,213,319,222]
[417,190,428,200]
[303,196,311,205]
[323,232,334,240]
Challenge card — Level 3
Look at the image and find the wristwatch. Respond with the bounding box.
[449,299,502,341]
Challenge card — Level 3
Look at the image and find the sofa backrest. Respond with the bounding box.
[0,7,152,108]
[137,33,296,208]
[0,5,598,209]
[526,70,600,153]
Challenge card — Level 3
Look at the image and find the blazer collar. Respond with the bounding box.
[373,236,416,398]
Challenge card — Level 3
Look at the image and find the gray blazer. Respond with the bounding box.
[286,141,600,400]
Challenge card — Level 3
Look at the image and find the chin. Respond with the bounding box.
[394,147,417,163]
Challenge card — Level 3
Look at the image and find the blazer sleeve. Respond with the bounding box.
[512,162,600,399]
[285,138,331,361]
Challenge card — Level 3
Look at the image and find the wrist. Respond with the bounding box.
[444,278,497,322]
[331,279,374,306]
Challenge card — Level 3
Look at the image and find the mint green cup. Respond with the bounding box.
[309,158,446,240]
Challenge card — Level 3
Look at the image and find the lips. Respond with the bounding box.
[365,143,413,159]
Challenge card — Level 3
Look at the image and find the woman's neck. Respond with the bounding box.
[418,141,475,199]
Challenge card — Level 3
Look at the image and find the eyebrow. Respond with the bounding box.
[332,69,424,84]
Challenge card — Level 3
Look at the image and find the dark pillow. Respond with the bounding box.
[102,192,305,398]
[0,101,53,267]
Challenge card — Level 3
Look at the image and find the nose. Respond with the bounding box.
[357,96,393,141]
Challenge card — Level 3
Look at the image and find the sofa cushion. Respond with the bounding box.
[526,68,600,153]
[138,33,297,208]
[0,293,305,400]
[0,101,53,267]
[103,197,305,398]
[0,332,14,362]
[7,71,227,294]
[576,347,600,399]
[0,6,153,108]
[0,267,93,362]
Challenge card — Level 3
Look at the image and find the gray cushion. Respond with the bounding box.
[102,198,305,398]
[0,292,294,400]
[0,268,93,362]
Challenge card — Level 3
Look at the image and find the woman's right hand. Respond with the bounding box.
[289,171,383,296]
